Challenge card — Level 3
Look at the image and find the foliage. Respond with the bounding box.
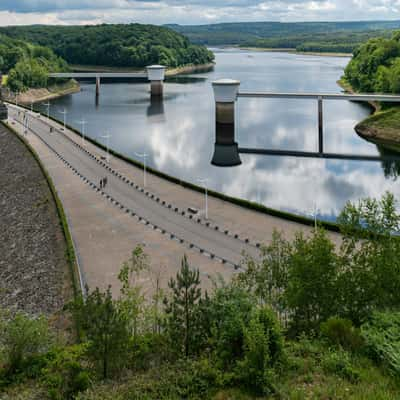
[0,24,214,69]
[345,30,400,94]
[41,344,91,400]
[236,307,283,395]
[167,21,400,52]
[0,310,52,375]
[320,317,363,352]
[361,311,400,376]
[68,287,130,379]
[164,255,203,357]
[238,193,400,335]
[321,349,361,383]
[0,33,68,92]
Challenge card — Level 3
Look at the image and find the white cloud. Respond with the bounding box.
[0,0,399,25]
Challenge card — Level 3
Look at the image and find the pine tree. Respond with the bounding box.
[164,255,202,357]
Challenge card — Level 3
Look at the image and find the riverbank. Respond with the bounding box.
[338,78,400,146]
[4,79,80,105]
[238,47,352,57]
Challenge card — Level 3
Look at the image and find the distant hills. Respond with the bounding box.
[166,21,400,53]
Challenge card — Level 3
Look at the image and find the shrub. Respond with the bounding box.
[321,350,360,383]
[41,344,92,400]
[361,311,400,376]
[236,307,283,395]
[320,317,363,351]
[0,311,52,375]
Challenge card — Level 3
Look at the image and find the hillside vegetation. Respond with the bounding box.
[2,194,400,399]
[167,20,400,52]
[0,34,67,92]
[343,31,400,146]
[0,24,214,69]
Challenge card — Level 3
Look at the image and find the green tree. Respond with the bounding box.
[164,255,202,357]
[69,287,129,379]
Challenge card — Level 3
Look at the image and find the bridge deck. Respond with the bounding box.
[49,72,148,79]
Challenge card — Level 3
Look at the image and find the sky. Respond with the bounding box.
[0,0,399,26]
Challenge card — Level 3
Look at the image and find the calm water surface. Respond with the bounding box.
[45,49,400,221]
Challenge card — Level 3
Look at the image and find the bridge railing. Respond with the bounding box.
[211,79,400,167]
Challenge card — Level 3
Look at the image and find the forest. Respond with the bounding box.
[0,24,214,69]
[167,21,400,53]
[344,30,400,93]
[0,34,68,92]
[1,193,400,399]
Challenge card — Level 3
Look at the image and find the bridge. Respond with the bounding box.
[211,79,400,166]
[49,65,166,98]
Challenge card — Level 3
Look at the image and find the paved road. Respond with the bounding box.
[8,105,260,268]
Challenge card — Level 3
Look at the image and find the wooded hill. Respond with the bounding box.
[0,24,214,69]
[167,20,400,53]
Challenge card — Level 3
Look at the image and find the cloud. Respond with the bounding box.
[0,0,399,25]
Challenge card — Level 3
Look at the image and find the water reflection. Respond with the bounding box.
[45,49,400,221]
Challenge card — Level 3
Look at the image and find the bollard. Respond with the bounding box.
[146,65,166,98]
[211,79,241,166]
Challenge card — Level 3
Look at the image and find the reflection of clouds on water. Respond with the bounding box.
[48,50,399,221]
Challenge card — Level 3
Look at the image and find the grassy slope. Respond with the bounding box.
[69,340,399,400]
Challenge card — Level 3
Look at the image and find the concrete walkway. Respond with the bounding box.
[6,104,333,296]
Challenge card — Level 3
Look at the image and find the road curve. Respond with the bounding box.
[8,105,260,269]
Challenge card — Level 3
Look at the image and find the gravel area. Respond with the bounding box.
[0,123,71,315]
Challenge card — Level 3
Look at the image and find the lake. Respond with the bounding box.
[44,48,400,222]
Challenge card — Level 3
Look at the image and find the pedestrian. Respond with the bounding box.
[103,176,107,188]
[99,178,103,189]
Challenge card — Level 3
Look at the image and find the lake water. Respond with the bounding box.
[44,48,400,221]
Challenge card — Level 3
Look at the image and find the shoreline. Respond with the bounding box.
[4,79,80,105]
[337,78,400,147]
[237,47,352,57]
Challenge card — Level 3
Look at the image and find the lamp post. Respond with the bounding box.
[30,100,34,113]
[101,133,111,163]
[77,118,87,146]
[59,108,67,130]
[197,178,209,220]
[135,152,148,187]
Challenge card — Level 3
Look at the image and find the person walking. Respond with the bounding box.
[99,178,103,189]
[103,176,108,188]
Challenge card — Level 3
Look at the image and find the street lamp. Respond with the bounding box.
[59,108,67,130]
[101,133,111,163]
[77,118,87,146]
[43,101,50,118]
[197,178,209,220]
[135,152,148,187]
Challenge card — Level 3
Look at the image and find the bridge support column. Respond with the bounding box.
[95,75,100,97]
[211,79,241,167]
[146,65,166,98]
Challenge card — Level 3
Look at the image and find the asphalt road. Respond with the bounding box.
[8,105,260,268]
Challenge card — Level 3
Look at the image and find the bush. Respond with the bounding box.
[322,350,360,383]
[236,307,283,395]
[321,317,363,351]
[41,344,92,400]
[0,311,52,376]
[361,311,400,376]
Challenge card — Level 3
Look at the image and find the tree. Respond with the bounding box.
[69,287,129,379]
[164,255,202,357]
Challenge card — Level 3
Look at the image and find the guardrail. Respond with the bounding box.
[211,79,400,166]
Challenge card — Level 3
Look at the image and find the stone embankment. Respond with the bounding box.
[0,123,72,315]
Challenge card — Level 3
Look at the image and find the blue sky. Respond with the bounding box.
[0,0,399,25]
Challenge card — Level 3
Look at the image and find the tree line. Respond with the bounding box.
[344,30,400,94]
[0,34,68,92]
[1,193,400,398]
[0,24,214,69]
